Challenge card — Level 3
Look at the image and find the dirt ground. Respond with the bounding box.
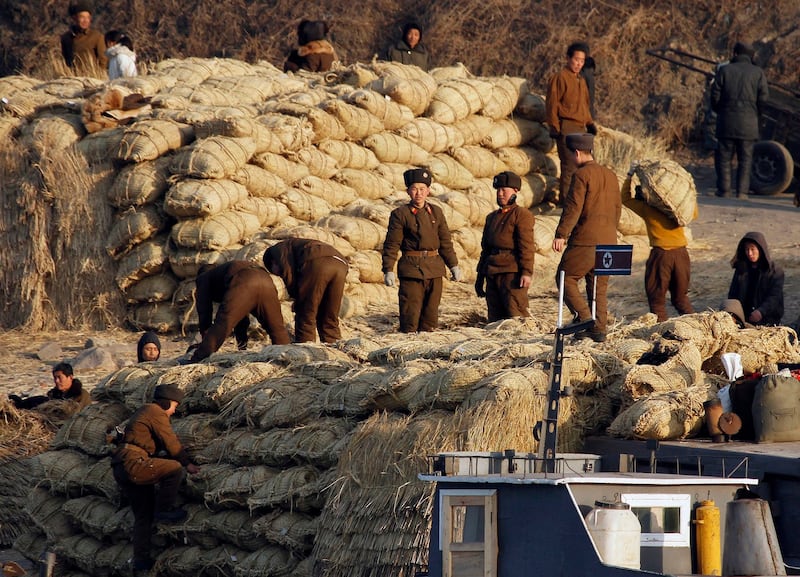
[1,158,798,398]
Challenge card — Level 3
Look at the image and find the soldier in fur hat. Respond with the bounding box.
[382,168,462,332]
[475,171,536,321]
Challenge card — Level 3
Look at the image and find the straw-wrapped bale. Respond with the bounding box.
[167,244,239,278]
[107,157,172,208]
[106,205,168,259]
[495,146,549,175]
[480,76,528,119]
[332,168,395,201]
[396,117,464,153]
[622,341,703,401]
[347,250,384,283]
[279,189,334,222]
[114,237,168,291]
[481,117,552,151]
[252,152,311,184]
[164,178,249,218]
[317,140,380,170]
[21,113,85,154]
[252,511,317,553]
[287,147,340,179]
[234,546,298,577]
[61,495,131,542]
[370,74,437,116]
[268,226,355,257]
[338,199,393,226]
[449,145,509,178]
[425,78,494,124]
[50,401,131,456]
[319,99,384,140]
[451,114,498,146]
[315,215,385,251]
[256,113,314,152]
[343,88,415,130]
[170,136,256,179]
[362,132,431,165]
[125,272,179,303]
[608,385,710,440]
[235,197,291,227]
[116,119,195,162]
[706,325,800,375]
[75,126,125,164]
[129,301,182,333]
[515,91,547,122]
[427,153,475,189]
[232,164,288,198]
[170,209,260,250]
[26,488,73,540]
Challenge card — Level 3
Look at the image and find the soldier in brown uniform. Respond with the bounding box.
[263,238,348,343]
[546,42,597,204]
[475,171,536,321]
[60,2,107,71]
[382,168,462,332]
[552,133,621,342]
[112,384,199,572]
[190,260,290,362]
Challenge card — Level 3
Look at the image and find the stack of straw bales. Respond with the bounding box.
[10,312,800,576]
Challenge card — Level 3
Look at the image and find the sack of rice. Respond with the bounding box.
[480,76,528,119]
[319,99,385,140]
[344,88,415,130]
[520,173,550,208]
[203,75,283,101]
[607,385,707,440]
[294,175,358,207]
[170,136,256,179]
[338,199,393,226]
[481,118,550,150]
[262,101,347,142]
[116,119,195,162]
[315,214,385,251]
[164,178,248,218]
[170,210,260,250]
[106,205,167,258]
[21,113,85,154]
[165,83,235,106]
[426,78,494,124]
[286,147,339,179]
[434,189,495,227]
[396,117,464,153]
[153,57,220,83]
[256,113,313,152]
[429,62,471,82]
[251,152,310,184]
[494,146,548,175]
[362,132,431,165]
[232,164,287,198]
[279,189,334,222]
[452,227,483,258]
[373,162,414,190]
[333,168,395,201]
[427,153,475,190]
[533,214,560,256]
[427,198,468,230]
[451,115,496,146]
[618,205,647,236]
[125,272,178,303]
[269,225,355,257]
[167,245,238,279]
[75,126,126,164]
[347,250,384,283]
[234,197,290,227]
[318,139,379,170]
[370,75,437,116]
[107,157,172,208]
[115,237,168,291]
[449,145,509,178]
[111,73,176,95]
[514,91,547,122]
[632,159,698,226]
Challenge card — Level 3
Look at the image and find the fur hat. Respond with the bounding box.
[492,171,522,190]
[565,132,594,152]
[404,168,432,187]
[720,298,750,328]
[733,42,755,58]
[153,384,184,403]
[68,2,92,16]
[298,20,328,45]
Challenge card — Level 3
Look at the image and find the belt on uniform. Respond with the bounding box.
[489,248,513,255]
[404,249,439,257]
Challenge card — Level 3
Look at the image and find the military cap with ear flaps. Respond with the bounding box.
[565,132,594,152]
[403,168,432,187]
[153,384,184,403]
[493,171,522,190]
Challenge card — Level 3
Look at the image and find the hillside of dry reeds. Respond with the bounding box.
[2,0,799,147]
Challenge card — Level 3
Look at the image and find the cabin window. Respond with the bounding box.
[439,489,497,577]
[621,493,691,547]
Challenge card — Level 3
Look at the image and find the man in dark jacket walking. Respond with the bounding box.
[190,261,290,362]
[475,171,536,321]
[726,231,784,325]
[711,42,769,198]
[263,238,348,343]
[382,168,462,333]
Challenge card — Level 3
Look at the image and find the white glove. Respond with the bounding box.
[384,271,396,287]
[450,266,463,282]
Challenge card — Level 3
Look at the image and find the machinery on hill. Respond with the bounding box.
[647,46,799,200]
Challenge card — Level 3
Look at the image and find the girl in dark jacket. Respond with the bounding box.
[727,231,784,325]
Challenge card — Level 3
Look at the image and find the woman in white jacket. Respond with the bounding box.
[104,30,137,79]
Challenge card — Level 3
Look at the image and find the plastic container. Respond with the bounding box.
[584,500,641,570]
[723,498,785,575]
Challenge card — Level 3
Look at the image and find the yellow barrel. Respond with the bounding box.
[695,499,721,575]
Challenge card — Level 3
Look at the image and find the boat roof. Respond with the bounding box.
[418,471,758,486]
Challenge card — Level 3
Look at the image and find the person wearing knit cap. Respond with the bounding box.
[384,21,430,71]
[60,2,107,72]
[112,383,199,572]
[711,41,768,198]
[546,42,596,206]
[283,19,338,73]
[725,231,783,325]
[475,171,536,322]
[552,133,621,342]
[137,331,161,362]
[382,168,462,332]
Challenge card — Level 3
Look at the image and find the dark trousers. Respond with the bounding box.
[486,272,529,322]
[113,460,184,566]
[295,257,347,343]
[192,275,290,361]
[555,245,609,332]
[715,138,755,196]
[398,277,443,332]
[645,246,694,322]
[556,119,587,203]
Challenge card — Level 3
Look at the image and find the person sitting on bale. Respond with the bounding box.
[724,231,784,326]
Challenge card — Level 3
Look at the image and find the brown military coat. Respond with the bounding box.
[477,204,535,276]
[382,203,458,279]
[555,161,621,246]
